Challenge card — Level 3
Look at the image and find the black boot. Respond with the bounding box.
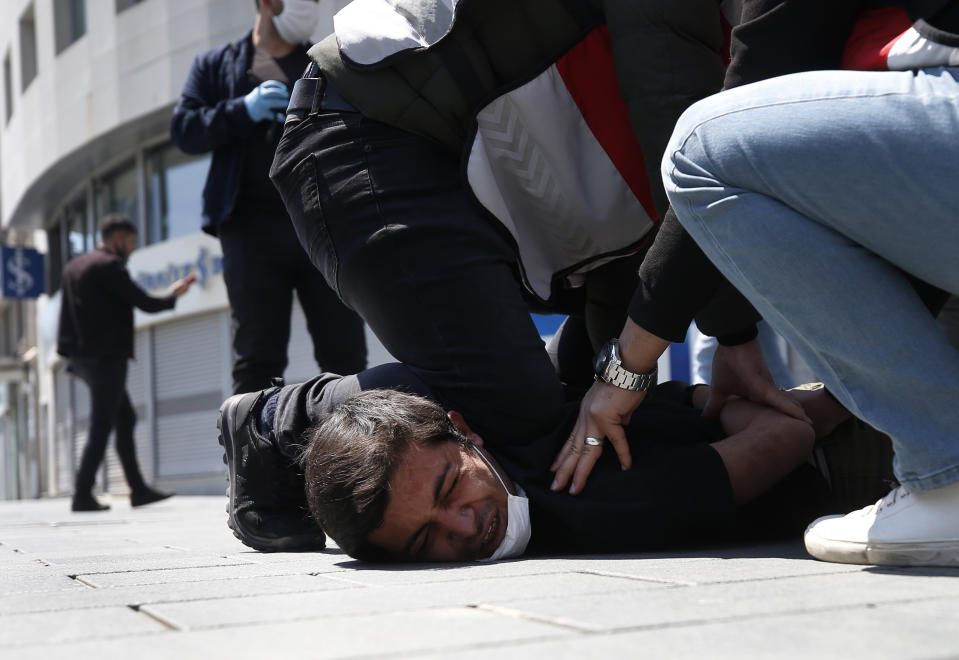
[217,387,326,552]
[812,418,898,512]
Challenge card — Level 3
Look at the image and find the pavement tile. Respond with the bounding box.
[140,571,650,629]
[0,570,87,595]
[76,560,338,588]
[0,606,169,648]
[560,554,861,585]
[49,554,252,577]
[410,595,959,660]
[472,568,959,632]
[3,496,958,659]
[6,606,570,659]
[309,557,618,587]
[21,546,192,562]
[0,573,354,615]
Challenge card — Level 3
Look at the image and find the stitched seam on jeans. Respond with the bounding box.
[671,90,917,157]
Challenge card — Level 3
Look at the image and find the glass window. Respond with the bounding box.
[54,0,87,55]
[3,51,12,123]
[115,0,147,13]
[46,222,64,293]
[64,197,89,259]
[145,143,208,243]
[95,161,139,241]
[18,4,38,92]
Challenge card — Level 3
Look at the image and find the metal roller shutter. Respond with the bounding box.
[153,312,227,479]
[285,296,393,383]
[53,364,73,495]
[71,369,90,491]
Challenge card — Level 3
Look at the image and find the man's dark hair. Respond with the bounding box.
[303,389,466,561]
[98,214,138,241]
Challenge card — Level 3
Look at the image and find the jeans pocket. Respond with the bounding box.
[288,153,341,297]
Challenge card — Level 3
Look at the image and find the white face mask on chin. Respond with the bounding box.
[273,0,321,45]
[471,444,531,561]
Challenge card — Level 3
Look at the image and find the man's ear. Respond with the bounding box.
[447,411,484,447]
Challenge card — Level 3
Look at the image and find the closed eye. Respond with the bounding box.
[416,468,460,558]
[444,469,460,504]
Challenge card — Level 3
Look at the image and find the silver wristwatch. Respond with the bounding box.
[594,339,657,392]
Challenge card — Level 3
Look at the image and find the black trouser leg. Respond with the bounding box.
[220,213,368,394]
[72,358,127,497]
[113,391,147,493]
[272,112,564,444]
[220,217,295,394]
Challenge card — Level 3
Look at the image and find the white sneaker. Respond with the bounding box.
[804,480,959,567]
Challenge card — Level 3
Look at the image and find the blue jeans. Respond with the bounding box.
[664,68,959,492]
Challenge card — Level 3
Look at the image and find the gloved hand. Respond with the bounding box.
[243,80,290,123]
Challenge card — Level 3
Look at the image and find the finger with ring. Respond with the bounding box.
[583,436,604,447]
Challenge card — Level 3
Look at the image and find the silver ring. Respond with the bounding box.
[583,436,603,447]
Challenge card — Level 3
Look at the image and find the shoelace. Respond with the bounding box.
[874,486,910,514]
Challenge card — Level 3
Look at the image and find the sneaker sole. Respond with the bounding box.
[804,529,959,567]
[217,395,326,553]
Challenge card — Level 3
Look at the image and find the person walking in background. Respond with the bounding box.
[171,0,366,395]
[57,215,195,512]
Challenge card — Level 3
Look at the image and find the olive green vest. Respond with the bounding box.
[309,0,604,153]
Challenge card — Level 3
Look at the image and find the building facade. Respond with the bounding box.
[0,0,384,500]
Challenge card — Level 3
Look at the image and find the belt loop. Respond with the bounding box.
[310,73,327,116]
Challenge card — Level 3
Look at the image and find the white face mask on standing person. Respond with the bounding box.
[272,0,321,45]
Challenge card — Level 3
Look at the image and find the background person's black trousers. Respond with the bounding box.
[71,357,147,497]
[219,212,368,394]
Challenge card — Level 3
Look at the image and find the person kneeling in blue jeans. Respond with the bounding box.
[662,5,959,567]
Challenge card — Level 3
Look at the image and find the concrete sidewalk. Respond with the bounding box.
[1,496,957,659]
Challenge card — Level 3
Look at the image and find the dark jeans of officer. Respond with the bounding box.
[72,357,147,497]
[219,212,368,394]
[271,96,637,444]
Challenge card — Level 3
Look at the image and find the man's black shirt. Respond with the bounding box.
[57,247,176,360]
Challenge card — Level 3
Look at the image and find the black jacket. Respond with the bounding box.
[57,248,176,360]
[490,384,831,555]
[170,32,311,236]
[171,32,257,236]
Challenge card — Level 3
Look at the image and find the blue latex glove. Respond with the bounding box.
[243,80,290,123]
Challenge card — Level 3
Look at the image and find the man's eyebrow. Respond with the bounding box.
[401,461,450,557]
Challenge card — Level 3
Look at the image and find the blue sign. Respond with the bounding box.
[1,246,45,299]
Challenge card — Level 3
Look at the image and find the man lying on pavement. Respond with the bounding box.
[300,382,890,562]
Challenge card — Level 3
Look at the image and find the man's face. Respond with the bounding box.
[367,441,509,562]
[108,231,137,262]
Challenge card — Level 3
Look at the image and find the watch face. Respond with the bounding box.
[594,343,612,377]
[594,350,605,375]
